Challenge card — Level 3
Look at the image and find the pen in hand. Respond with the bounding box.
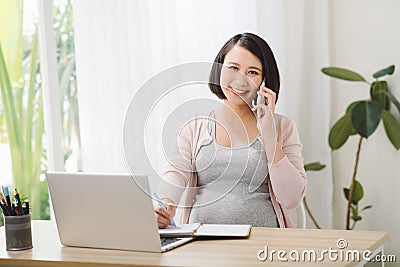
[153,193,176,227]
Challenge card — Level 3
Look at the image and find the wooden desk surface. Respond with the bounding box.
[0,220,388,267]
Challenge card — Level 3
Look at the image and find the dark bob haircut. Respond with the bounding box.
[208,33,280,103]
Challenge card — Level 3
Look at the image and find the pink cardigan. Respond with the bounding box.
[158,113,307,228]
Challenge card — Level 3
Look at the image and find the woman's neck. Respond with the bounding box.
[219,100,255,123]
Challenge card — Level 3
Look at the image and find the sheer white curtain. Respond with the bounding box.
[73,0,332,228]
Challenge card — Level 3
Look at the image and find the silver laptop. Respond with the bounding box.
[46,172,192,252]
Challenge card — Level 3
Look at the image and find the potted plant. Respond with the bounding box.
[322,65,400,230]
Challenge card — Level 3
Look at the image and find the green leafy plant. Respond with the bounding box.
[0,0,47,222]
[0,34,46,220]
[322,65,400,230]
[0,1,80,228]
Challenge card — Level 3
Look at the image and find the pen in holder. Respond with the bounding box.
[1,186,33,251]
[4,213,33,251]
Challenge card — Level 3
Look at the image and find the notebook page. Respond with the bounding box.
[158,223,200,236]
[195,224,251,237]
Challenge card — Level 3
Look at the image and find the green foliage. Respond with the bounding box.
[346,100,363,114]
[329,113,354,149]
[343,181,371,229]
[350,100,382,138]
[351,205,362,222]
[370,81,389,110]
[373,65,395,78]
[323,65,400,149]
[322,64,399,229]
[0,35,46,220]
[381,110,400,149]
[40,180,50,220]
[383,90,400,115]
[0,0,80,223]
[321,67,367,82]
[344,180,363,205]
[0,0,47,221]
[304,162,326,171]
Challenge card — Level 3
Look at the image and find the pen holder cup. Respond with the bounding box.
[4,214,33,251]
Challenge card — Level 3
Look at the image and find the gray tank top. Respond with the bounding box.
[189,112,278,227]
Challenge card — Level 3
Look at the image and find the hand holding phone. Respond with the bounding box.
[252,79,278,119]
[253,80,266,107]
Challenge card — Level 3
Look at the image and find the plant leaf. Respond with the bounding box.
[353,180,364,204]
[373,65,395,79]
[381,109,400,149]
[351,205,358,218]
[322,67,366,82]
[351,100,382,138]
[304,162,326,171]
[383,91,400,115]
[329,113,353,149]
[351,205,362,221]
[345,101,362,135]
[343,180,364,205]
[0,44,24,157]
[346,101,364,114]
[370,81,389,110]
[24,31,38,159]
[361,205,372,211]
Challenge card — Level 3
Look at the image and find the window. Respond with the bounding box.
[0,0,81,226]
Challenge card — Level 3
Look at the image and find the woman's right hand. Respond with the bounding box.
[154,198,176,229]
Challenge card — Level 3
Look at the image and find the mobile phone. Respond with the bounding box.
[253,80,266,106]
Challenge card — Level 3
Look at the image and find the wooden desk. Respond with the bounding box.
[0,220,388,267]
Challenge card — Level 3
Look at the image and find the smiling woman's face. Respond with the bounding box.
[220,45,263,107]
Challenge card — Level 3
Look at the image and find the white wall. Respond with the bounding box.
[330,0,400,261]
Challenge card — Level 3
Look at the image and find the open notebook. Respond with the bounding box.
[158,223,252,238]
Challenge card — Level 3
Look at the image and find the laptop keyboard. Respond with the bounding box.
[161,237,181,246]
